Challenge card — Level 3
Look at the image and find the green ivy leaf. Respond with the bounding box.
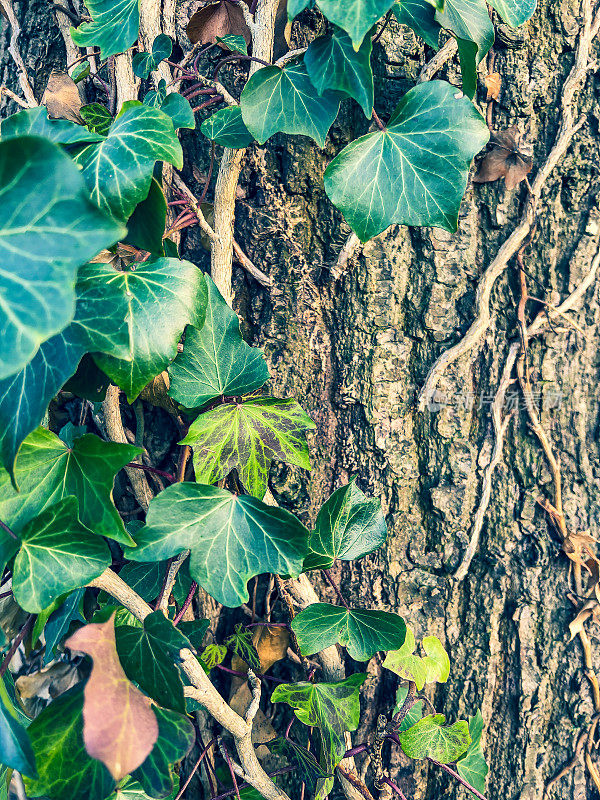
[303,479,387,571]
[271,674,366,780]
[115,611,192,713]
[124,177,167,256]
[435,0,494,96]
[0,136,124,382]
[267,737,331,792]
[201,106,254,149]
[392,1,441,49]
[6,497,111,613]
[394,685,423,732]
[168,276,269,409]
[291,603,406,661]
[80,103,113,136]
[89,258,207,402]
[63,354,110,402]
[177,619,209,650]
[71,60,91,83]
[23,686,114,800]
[125,483,309,607]
[456,710,488,793]
[75,102,183,222]
[131,707,195,798]
[382,626,450,690]
[182,398,315,498]
[324,80,489,241]
[143,80,167,108]
[1,107,103,144]
[489,0,536,26]
[200,643,228,669]
[305,26,374,117]
[216,34,248,54]
[0,427,140,546]
[240,61,341,146]
[225,624,261,671]
[290,0,396,48]
[109,777,172,800]
[159,94,195,130]
[132,34,173,79]
[43,588,86,666]
[71,0,140,60]
[0,676,37,777]
[398,714,470,763]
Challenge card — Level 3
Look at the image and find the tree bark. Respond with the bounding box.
[2,1,600,798]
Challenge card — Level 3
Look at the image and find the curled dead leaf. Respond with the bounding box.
[569,600,600,641]
[231,624,290,674]
[186,1,252,48]
[484,72,501,101]
[473,125,533,190]
[66,614,158,780]
[42,71,83,123]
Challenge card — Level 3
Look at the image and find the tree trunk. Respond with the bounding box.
[2,1,599,798]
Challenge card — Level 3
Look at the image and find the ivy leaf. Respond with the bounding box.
[267,737,331,792]
[125,483,309,607]
[435,0,494,96]
[168,276,269,409]
[111,562,165,603]
[5,497,111,613]
[225,624,261,671]
[0,676,37,777]
[43,588,86,666]
[216,34,248,54]
[489,0,536,26]
[305,26,374,117]
[124,177,167,256]
[394,686,423,732]
[159,94,195,130]
[132,34,173,79]
[0,136,124,382]
[324,80,489,241]
[393,1,441,48]
[201,106,254,149]
[181,398,315,499]
[89,258,207,402]
[75,102,183,222]
[115,611,192,713]
[0,427,140,546]
[456,711,488,793]
[177,619,210,650]
[71,0,140,59]
[66,615,159,780]
[290,0,396,48]
[398,714,470,763]
[303,479,387,571]
[131,707,195,798]
[291,603,406,661]
[71,61,91,83]
[200,643,228,669]
[382,626,450,690]
[240,61,341,147]
[271,674,366,778]
[0,106,103,144]
[23,686,114,800]
[81,103,113,136]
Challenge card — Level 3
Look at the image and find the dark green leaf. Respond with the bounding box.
[168,276,269,409]
[323,80,489,241]
[216,34,248,54]
[398,714,470,763]
[80,103,113,136]
[115,611,192,712]
[392,1,441,49]
[225,624,261,671]
[0,107,103,144]
[0,136,124,381]
[159,94,195,130]
[267,737,330,792]
[71,61,91,83]
[125,483,309,607]
[112,562,165,603]
[435,0,494,94]
[394,685,423,732]
[131,707,195,799]
[124,177,167,256]
[489,0,536,26]
[303,479,387,571]
[7,497,111,613]
[177,619,209,650]
[271,674,366,778]
[90,258,207,402]
[297,0,396,48]
[71,0,140,60]
[240,61,341,146]
[132,35,173,78]
[143,80,167,108]
[0,427,140,545]
[43,589,86,666]
[201,106,254,148]
[305,26,374,117]
[76,102,183,222]
[182,398,315,498]
[382,626,450,690]
[63,354,110,401]
[23,686,114,800]
[0,676,36,777]
[292,603,406,661]
[456,710,488,793]
[456,37,479,99]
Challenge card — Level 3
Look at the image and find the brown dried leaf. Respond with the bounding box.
[42,71,83,123]
[186,1,251,47]
[484,72,501,100]
[231,625,290,673]
[569,600,600,641]
[66,614,158,780]
[139,371,180,415]
[473,125,533,190]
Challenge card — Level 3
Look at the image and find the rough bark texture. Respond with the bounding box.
[2,1,600,799]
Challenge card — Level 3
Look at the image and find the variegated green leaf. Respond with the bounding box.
[71,0,140,60]
[398,714,470,763]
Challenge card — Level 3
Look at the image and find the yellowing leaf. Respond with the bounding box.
[382,626,449,690]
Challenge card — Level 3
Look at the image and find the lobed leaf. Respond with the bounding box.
[1,107,103,144]
[398,714,470,763]
[80,103,113,136]
[201,106,254,149]
[289,0,396,48]
[132,34,173,79]
[382,626,450,690]
[71,0,140,60]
